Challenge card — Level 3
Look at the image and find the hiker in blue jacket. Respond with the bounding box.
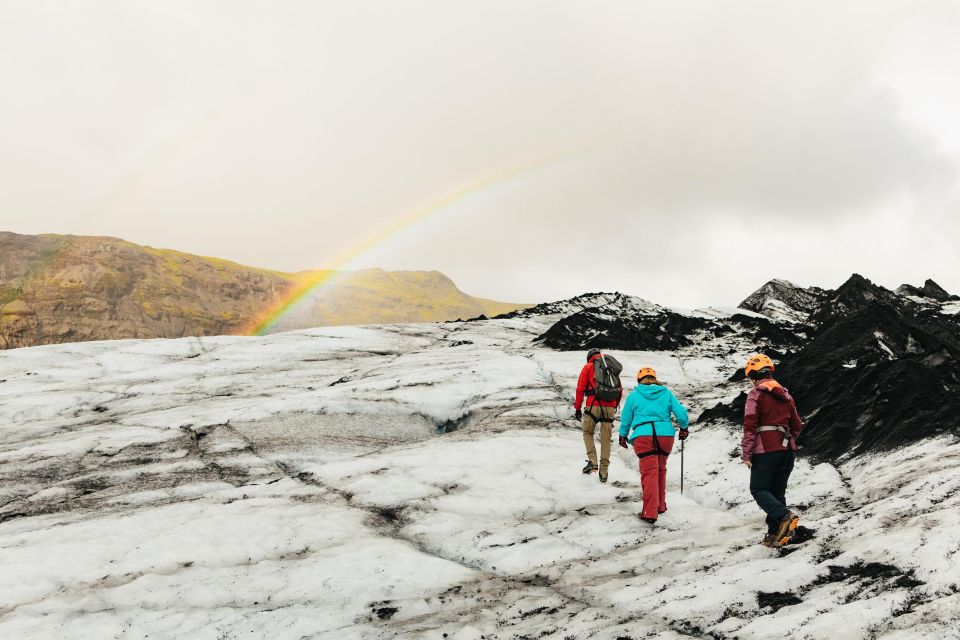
[618,367,690,524]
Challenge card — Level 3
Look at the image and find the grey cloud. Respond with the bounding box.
[1,0,959,307]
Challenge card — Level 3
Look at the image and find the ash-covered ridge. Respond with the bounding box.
[535,305,713,351]
[781,303,960,459]
[896,278,960,303]
[492,291,660,320]
[807,273,903,326]
[533,292,806,353]
[738,278,829,324]
[740,275,960,326]
[510,276,958,464]
[701,274,960,461]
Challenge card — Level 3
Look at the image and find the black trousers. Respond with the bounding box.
[749,450,795,533]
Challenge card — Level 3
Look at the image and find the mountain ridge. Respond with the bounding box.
[0,231,527,348]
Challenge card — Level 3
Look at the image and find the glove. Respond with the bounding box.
[574,409,582,421]
[618,436,628,449]
[678,429,689,441]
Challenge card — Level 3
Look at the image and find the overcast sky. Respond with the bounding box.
[2,1,960,307]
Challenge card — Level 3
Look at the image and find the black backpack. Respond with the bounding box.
[592,354,623,402]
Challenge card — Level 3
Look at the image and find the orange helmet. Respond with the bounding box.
[637,367,657,381]
[744,354,775,377]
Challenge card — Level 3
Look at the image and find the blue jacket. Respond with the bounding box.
[619,384,689,441]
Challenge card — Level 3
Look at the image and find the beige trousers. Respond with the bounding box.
[582,405,617,473]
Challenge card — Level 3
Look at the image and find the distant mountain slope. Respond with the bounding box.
[268,268,523,331]
[0,231,527,348]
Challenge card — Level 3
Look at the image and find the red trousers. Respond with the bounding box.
[632,436,675,520]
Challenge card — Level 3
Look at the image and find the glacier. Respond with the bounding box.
[1,301,959,639]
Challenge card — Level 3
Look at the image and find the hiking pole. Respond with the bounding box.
[680,439,685,495]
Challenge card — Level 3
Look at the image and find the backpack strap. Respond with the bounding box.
[585,358,598,397]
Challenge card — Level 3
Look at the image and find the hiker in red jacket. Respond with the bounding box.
[741,354,804,548]
[574,348,623,483]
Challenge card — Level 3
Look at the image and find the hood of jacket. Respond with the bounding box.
[632,383,666,400]
[757,379,793,403]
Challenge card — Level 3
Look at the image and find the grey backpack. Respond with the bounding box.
[592,354,623,402]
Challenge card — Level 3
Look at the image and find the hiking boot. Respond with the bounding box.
[599,471,608,483]
[773,512,800,547]
[760,533,779,548]
[637,514,657,525]
[582,460,598,474]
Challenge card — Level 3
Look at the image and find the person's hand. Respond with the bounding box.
[574,409,582,421]
[678,429,689,441]
[619,436,628,449]
[742,458,752,469]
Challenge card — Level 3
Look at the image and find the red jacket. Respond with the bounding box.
[575,355,622,410]
[741,379,803,461]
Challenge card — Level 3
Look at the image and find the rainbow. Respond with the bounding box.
[12,98,586,339]
[242,148,583,336]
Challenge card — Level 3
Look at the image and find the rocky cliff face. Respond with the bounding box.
[0,232,525,348]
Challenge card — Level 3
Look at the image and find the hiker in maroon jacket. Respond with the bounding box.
[741,354,804,548]
[574,349,622,483]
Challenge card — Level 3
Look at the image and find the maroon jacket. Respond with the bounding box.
[574,354,622,410]
[741,379,803,461]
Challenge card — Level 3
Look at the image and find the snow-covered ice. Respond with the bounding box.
[2,313,958,639]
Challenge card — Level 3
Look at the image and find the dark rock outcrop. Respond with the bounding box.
[705,274,960,461]
[739,279,828,324]
[493,292,641,320]
[535,306,713,351]
[697,392,748,425]
[807,274,900,327]
[777,301,960,460]
[534,300,805,353]
[896,279,959,302]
